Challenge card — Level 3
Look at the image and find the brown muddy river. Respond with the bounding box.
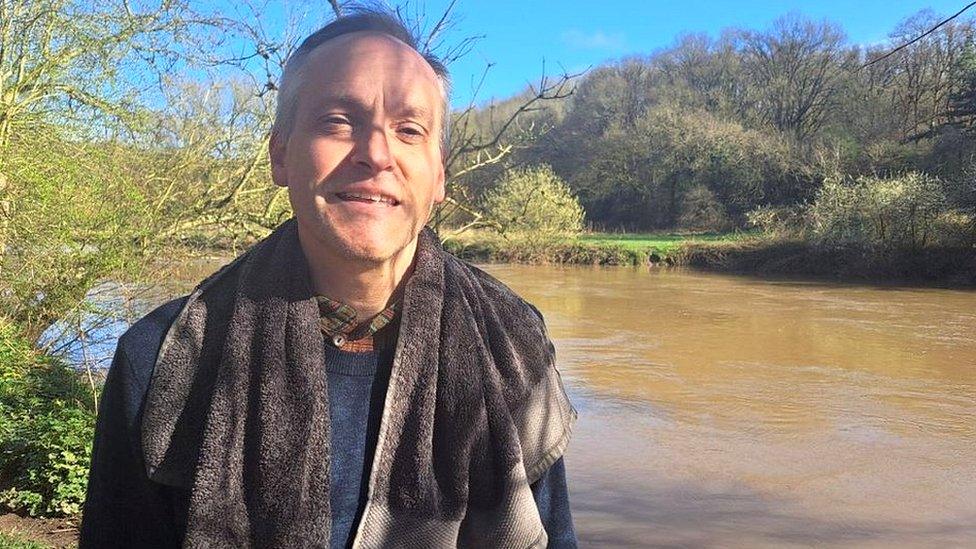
[83,261,976,547]
[476,264,976,548]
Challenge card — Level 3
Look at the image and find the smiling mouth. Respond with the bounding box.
[335,192,400,206]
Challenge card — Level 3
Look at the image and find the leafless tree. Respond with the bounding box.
[736,15,851,143]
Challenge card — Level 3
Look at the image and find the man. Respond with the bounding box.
[80,6,577,548]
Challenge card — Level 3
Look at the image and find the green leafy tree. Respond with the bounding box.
[0,129,155,342]
[483,164,585,240]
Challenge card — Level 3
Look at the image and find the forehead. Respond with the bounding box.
[298,31,443,113]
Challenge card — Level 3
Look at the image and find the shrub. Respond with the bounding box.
[808,173,951,249]
[483,165,585,242]
[933,210,976,247]
[807,178,862,246]
[0,320,96,517]
[746,205,807,237]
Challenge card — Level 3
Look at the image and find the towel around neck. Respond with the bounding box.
[141,219,576,548]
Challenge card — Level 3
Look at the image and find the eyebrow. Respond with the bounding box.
[313,94,435,124]
[314,94,368,113]
[397,104,435,125]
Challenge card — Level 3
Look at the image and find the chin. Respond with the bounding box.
[332,227,412,264]
[297,213,420,265]
[335,240,394,263]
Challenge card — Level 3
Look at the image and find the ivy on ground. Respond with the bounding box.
[0,321,96,517]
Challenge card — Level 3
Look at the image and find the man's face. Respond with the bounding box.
[271,31,446,265]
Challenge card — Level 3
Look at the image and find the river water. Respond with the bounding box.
[480,264,976,548]
[71,261,976,547]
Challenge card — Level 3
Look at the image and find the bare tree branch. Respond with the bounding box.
[328,0,342,18]
[862,1,976,68]
[421,0,458,53]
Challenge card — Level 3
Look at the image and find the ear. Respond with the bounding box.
[432,162,446,204]
[269,130,288,188]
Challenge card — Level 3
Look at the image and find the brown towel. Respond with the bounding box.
[142,219,576,548]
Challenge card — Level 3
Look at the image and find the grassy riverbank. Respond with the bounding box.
[678,239,976,286]
[443,230,976,286]
[442,230,751,266]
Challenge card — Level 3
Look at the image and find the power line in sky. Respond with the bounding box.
[861,1,976,68]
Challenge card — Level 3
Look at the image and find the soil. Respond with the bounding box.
[0,513,78,548]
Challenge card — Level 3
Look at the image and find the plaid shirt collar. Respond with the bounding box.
[316,295,399,352]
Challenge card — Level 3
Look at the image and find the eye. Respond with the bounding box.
[319,114,352,133]
[396,122,427,142]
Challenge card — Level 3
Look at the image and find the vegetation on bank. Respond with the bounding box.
[445,230,976,285]
[454,13,976,236]
[0,532,49,549]
[442,11,976,283]
[0,321,96,518]
[677,239,976,285]
[443,230,748,266]
[449,167,974,284]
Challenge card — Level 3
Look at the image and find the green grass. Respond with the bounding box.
[577,231,752,252]
[0,532,49,549]
[442,229,757,266]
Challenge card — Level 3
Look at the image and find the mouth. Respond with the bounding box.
[335,191,400,206]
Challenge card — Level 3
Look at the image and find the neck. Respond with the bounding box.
[296,225,417,320]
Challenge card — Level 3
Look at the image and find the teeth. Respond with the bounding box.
[339,192,396,205]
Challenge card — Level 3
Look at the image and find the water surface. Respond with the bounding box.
[479,264,976,548]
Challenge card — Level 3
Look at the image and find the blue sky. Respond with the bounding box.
[218,1,974,109]
[414,0,972,108]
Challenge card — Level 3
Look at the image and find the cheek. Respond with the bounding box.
[290,137,348,181]
[402,150,444,201]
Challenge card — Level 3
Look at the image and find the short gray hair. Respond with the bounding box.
[273,5,452,151]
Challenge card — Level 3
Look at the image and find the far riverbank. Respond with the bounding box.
[442,231,976,288]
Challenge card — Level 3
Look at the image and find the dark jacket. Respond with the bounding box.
[81,285,577,547]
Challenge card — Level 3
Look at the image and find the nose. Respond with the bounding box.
[352,125,393,173]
